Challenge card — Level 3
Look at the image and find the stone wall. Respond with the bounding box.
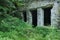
[27,1,53,9]
[21,0,60,27]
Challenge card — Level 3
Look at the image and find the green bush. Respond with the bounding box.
[0,14,60,40]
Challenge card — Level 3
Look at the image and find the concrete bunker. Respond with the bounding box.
[23,11,27,22]
[30,9,37,27]
[21,0,60,27]
[43,7,52,26]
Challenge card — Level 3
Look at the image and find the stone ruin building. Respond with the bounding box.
[20,0,60,27]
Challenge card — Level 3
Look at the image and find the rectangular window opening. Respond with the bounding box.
[23,11,27,22]
[31,9,37,27]
[43,7,52,26]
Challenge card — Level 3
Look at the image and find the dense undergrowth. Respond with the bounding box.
[0,14,60,40]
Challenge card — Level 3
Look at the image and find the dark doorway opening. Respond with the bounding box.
[31,9,37,27]
[43,7,52,26]
[23,11,27,22]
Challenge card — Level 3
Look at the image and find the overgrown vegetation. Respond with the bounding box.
[0,0,60,40]
[0,15,60,40]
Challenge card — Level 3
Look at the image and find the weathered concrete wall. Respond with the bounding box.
[51,2,60,27]
[27,1,53,9]
[20,0,60,10]
[21,0,60,27]
[51,2,58,27]
[57,2,60,28]
[37,8,44,26]
[20,0,55,10]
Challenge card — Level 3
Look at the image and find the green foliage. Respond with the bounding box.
[0,0,60,40]
[0,15,60,40]
[0,14,31,40]
[0,14,31,32]
[0,0,25,16]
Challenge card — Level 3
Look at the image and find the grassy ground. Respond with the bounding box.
[0,14,60,40]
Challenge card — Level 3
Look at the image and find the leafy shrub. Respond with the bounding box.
[0,14,60,40]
